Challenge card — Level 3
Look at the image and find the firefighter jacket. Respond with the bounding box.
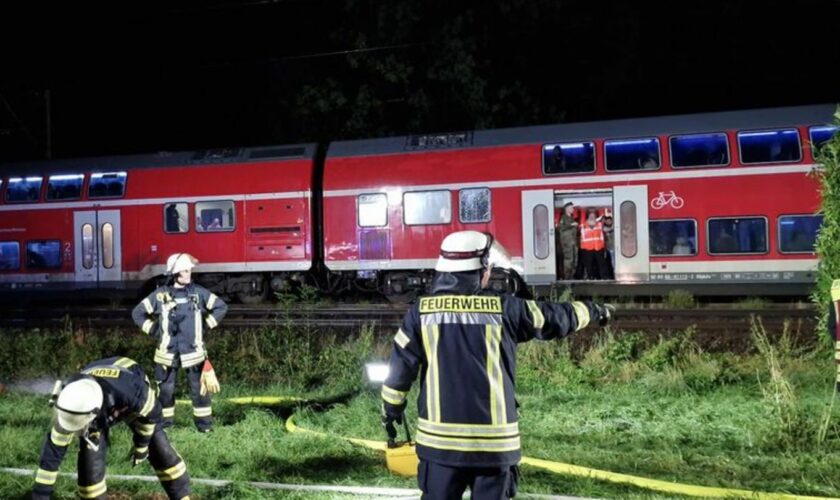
[34,357,162,497]
[381,287,602,468]
[132,283,228,368]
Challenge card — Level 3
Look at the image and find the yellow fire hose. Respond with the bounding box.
[285,414,840,500]
[175,395,305,406]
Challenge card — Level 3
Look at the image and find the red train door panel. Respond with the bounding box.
[522,190,556,284]
[73,210,122,286]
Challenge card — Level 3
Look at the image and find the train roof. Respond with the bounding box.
[328,104,837,158]
[0,143,318,177]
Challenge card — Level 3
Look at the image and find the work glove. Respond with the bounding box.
[593,303,615,327]
[200,359,221,396]
[382,410,403,446]
[129,447,149,467]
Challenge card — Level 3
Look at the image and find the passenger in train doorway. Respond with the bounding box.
[557,202,579,280]
[575,209,610,280]
[132,253,228,432]
[602,213,616,279]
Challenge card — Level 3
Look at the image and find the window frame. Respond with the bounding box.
[809,125,838,152]
[195,199,237,233]
[541,141,597,176]
[357,193,389,228]
[668,132,731,169]
[46,174,85,202]
[777,214,823,255]
[163,202,191,234]
[458,187,492,224]
[88,172,128,199]
[25,239,63,270]
[402,189,453,226]
[706,216,769,256]
[648,218,699,257]
[5,176,44,204]
[604,137,662,173]
[737,128,802,166]
[0,241,21,271]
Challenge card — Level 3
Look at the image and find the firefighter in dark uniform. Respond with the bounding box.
[380,230,613,499]
[32,356,191,500]
[132,253,227,432]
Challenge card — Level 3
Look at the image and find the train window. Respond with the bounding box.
[89,172,127,198]
[810,125,838,153]
[619,201,638,257]
[669,133,729,168]
[779,214,823,254]
[46,174,84,201]
[26,240,62,269]
[459,188,491,223]
[5,177,43,203]
[707,217,767,254]
[195,200,235,232]
[649,219,697,256]
[404,190,452,225]
[542,142,596,175]
[605,138,660,172]
[101,223,114,269]
[0,242,20,270]
[738,129,801,164]
[164,203,189,233]
[0,179,3,201]
[81,224,94,269]
[533,204,550,259]
[358,193,388,227]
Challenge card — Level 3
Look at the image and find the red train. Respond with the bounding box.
[0,105,836,300]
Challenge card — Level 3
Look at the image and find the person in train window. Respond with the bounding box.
[714,228,738,253]
[131,253,228,433]
[672,236,693,255]
[575,209,609,280]
[638,154,659,169]
[552,145,567,171]
[165,205,181,233]
[195,216,204,232]
[207,217,222,230]
[557,202,579,279]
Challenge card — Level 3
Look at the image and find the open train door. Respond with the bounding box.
[612,185,649,282]
[521,190,556,284]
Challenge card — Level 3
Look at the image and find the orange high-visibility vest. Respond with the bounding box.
[580,223,605,251]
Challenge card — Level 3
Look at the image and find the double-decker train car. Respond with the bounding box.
[0,145,316,301]
[323,104,837,297]
[1,105,837,300]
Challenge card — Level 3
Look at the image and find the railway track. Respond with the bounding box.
[0,304,817,337]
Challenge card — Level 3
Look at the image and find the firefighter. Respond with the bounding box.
[380,230,613,499]
[575,209,609,280]
[132,253,227,432]
[32,356,190,500]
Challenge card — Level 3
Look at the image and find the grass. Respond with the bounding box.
[2,321,840,499]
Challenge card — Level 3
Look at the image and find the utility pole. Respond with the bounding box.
[44,89,52,159]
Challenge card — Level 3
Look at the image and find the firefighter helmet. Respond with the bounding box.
[55,378,103,432]
[166,253,198,275]
[435,231,514,273]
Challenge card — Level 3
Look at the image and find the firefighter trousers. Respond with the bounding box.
[418,459,519,500]
[155,362,212,431]
[77,427,191,499]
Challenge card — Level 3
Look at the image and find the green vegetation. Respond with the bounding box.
[663,289,696,309]
[813,107,840,337]
[2,317,840,499]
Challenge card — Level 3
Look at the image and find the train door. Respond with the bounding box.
[554,190,613,281]
[521,190,556,284]
[612,186,649,282]
[73,210,122,287]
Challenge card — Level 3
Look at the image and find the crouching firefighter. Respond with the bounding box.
[132,253,227,432]
[380,231,613,500]
[32,357,190,500]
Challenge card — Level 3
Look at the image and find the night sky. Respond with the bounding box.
[1,0,839,162]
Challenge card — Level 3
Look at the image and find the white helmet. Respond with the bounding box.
[435,231,515,273]
[55,378,103,432]
[166,253,198,275]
